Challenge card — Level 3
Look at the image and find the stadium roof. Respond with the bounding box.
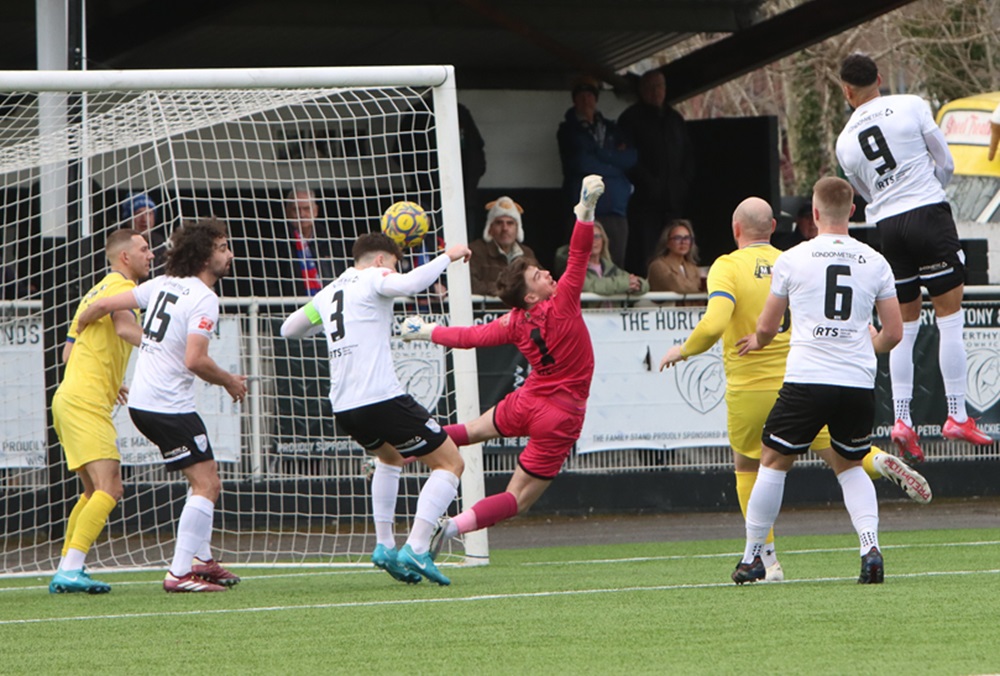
[4,0,915,100]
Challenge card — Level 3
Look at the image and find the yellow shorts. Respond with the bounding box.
[726,389,831,460]
[52,391,120,472]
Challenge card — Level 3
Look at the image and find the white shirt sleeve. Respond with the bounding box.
[923,125,955,188]
[187,293,219,337]
[377,253,450,297]
[132,278,156,309]
[280,305,324,338]
[770,255,792,298]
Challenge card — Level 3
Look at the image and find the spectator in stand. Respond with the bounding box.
[618,69,696,276]
[469,196,536,296]
[458,103,488,244]
[268,187,342,299]
[773,202,818,251]
[557,76,636,268]
[121,192,168,274]
[553,221,648,296]
[647,219,702,294]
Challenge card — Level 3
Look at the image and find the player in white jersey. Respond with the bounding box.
[280,232,471,586]
[76,218,247,593]
[836,52,991,461]
[733,177,903,585]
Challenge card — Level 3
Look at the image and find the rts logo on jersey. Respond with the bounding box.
[198,317,215,331]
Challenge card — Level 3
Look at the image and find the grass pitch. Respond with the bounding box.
[2,528,998,675]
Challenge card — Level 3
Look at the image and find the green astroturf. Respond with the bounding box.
[1,528,998,675]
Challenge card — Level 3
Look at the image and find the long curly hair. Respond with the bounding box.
[165,217,228,277]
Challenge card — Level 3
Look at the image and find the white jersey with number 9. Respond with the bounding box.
[836,94,949,224]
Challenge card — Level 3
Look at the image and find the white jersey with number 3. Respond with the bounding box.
[772,234,896,388]
[836,94,948,223]
[128,276,220,414]
[312,266,405,412]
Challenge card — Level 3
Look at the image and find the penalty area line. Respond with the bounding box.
[2,568,999,626]
[522,540,1000,566]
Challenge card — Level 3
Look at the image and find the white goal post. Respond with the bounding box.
[0,65,488,573]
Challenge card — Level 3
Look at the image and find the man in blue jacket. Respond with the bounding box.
[557,76,636,268]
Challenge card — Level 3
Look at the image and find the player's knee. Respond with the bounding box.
[101,482,125,502]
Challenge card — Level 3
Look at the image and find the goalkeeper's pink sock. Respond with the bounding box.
[444,423,470,447]
[453,491,518,534]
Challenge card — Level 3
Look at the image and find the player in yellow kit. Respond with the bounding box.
[660,197,930,581]
[49,229,154,593]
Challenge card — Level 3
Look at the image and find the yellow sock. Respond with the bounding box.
[61,494,89,558]
[862,446,886,481]
[735,470,774,545]
[67,490,117,556]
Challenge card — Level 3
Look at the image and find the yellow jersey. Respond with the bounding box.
[56,272,139,411]
[682,242,788,391]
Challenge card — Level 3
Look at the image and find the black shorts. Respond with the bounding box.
[335,394,449,457]
[128,408,215,472]
[762,383,874,460]
[877,202,966,303]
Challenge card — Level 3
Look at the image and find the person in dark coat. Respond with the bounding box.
[618,69,696,275]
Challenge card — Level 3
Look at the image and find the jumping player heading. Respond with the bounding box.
[836,52,991,460]
[280,232,471,586]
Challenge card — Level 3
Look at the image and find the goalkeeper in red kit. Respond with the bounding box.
[400,174,605,551]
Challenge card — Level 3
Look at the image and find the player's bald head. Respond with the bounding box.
[732,197,774,239]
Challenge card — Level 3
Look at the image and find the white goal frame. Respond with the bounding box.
[0,65,488,572]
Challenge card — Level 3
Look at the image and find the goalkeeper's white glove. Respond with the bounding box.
[573,174,605,223]
[400,315,437,342]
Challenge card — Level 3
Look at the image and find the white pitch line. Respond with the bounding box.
[0,568,387,594]
[5,540,999,593]
[522,540,1000,566]
[2,568,999,626]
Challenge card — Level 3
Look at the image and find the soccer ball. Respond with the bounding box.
[381,201,430,248]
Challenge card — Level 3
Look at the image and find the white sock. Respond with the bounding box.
[836,466,880,556]
[937,312,968,422]
[442,517,460,540]
[760,543,778,568]
[890,320,919,425]
[406,469,460,555]
[195,541,213,562]
[170,495,215,577]
[743,466,786,563]
[60,548,86,572]
[371,460,402,548]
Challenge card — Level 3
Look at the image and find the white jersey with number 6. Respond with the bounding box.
[836,94,949,223]
[772,234,896,389]
[128,276,220,414]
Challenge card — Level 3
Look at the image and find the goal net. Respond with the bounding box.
[0,66,487,574]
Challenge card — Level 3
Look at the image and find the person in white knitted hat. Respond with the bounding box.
[469,196,536,295]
